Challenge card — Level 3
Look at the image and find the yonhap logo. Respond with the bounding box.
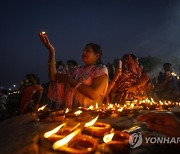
[129,132,143,148]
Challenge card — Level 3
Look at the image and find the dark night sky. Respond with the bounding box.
[1,0,180,88]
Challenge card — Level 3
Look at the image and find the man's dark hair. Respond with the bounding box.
[163,63,172,68]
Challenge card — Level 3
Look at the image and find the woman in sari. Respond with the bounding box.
[20,74,44,114]
[107,54,149,104]
[39,32,108,109]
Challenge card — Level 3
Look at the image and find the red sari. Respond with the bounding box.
[20,85,44,113]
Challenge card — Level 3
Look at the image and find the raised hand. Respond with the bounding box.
[39,32,55,53]
[113,67,122,81]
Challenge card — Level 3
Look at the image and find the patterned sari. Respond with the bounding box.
[110,54,142,103]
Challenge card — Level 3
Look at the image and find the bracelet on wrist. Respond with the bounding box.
[48,61,56,65]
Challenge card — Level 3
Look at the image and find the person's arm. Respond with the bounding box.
[128,74,149,93]
[106,67,121,97]
[39,32,57,81]
[68,74,108,100]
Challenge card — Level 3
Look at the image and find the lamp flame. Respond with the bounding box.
[103,133,114,143]
[74,110,82,116]
[88,105,94,110]
[44,123,66,138]
[41,31,46,34]
[118,107,123,112]
[84,115,99,127]
[52,129,81,150]
[65,108,69,114]
[130,103,134,109]
[96,103,98,109]
[38,104,47,111]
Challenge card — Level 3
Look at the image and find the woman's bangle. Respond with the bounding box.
[48,61,56,65]
[75,82,82,90]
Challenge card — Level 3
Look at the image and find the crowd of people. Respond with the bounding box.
[1,32,180,137]
[1,33,180,114]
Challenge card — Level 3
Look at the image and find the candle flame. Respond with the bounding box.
[41,31,46,34]
[123,104,127,108]
[84,115,99,127]
[38,104,47,111]
[65,108,69,114]
[44,123,66,138]
[118,107,123,112]
[74,110,82,116]
[103,133,114,143]
[88,105,94,110]
[159,101,163,105]
[108,103,113,109]
[96,103,98,109]
[52,129,81,150]
[130,103,134,109]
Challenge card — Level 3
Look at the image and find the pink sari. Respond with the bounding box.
[48,64,108,109]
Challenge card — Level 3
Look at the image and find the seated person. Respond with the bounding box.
[107,54,150,104]
[20,74,44,114]
[155,63,179,101]
[66,59,78,74]
[39,32,108,109]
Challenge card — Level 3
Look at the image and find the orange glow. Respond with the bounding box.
[88,105,94,110]
[108,103,113,109]
[65,108,69,114]
[84,115,99,127]
[74,110,82,116]
[159,101,163,105]
[44,123,66,138]
[118,107,123,112]
[103,133,114,143]
[38,104,47,111]
[69,123,81,132]
[95,103,98,109]
[130,103,134,109]
[52,129,81,150]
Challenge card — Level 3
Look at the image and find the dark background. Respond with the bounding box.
[1,0,180,88]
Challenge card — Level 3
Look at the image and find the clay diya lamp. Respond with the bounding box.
[51,110,65,122]
[84,116,111,137]
[52,129,81,151]
[118,107,130,116]
[56,123,81,138]
[45,123,81,142]
[56,135,98,154]
[162,102,171,110]
[85,122,111,137]
[91,109,112,119]
[66,109,82,117]
[103,131,130,152]
[36,107,51,121]
[146,103,157,110]
[44,123,66,141]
